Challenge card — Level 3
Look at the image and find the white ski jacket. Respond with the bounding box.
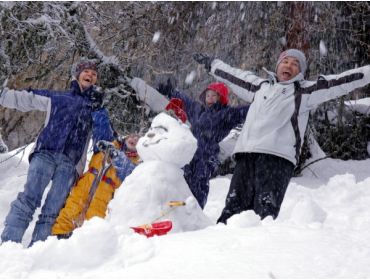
[210,59,370,165]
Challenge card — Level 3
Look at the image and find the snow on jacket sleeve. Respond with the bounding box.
[0,88,50,112]
[129,77,169,112]
[210,59,266,103]
[111,151,136,181]
[91,108,115,153]
[306,65,370,108]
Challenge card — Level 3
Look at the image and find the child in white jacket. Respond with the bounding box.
[194,49,370,223]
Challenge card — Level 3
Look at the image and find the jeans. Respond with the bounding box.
[1,151,77,246]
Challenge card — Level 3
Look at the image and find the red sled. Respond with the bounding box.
[131,220,173,238]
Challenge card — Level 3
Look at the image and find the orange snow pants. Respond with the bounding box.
[52,151,122,235]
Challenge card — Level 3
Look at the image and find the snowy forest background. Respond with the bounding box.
[0,1,369,171]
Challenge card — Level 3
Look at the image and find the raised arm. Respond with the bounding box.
[210,59,266,103]
[91,108,115,153]
[129,77,169,112]
[193,53,264,103]
[306,65,370,107]
[220,104,250,129]
[0,88,50,112]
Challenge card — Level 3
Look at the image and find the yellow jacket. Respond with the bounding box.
[52,141,139,235]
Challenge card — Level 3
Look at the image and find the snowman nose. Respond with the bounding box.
[147,132,156,138]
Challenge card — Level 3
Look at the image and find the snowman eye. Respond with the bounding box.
[152,125,168,134]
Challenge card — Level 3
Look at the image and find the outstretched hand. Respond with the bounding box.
[193,53,213,72]
[0,140,8,153]
[157,78,174,97]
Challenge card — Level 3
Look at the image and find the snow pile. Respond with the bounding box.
[345,97,370,115]
[1,116,370,277]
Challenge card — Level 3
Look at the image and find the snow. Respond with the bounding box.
[185,70,196,85]
[152,32,161,43]
[320,40,328,57]
[345,97,370,115]
[1,115,370,278]
[84,25,120,66]
[279,36,287,47]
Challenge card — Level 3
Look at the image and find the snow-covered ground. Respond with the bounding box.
[1,143,370,278]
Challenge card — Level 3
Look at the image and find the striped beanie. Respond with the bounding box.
[73,59,98,79]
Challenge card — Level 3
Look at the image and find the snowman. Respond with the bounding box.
[108,112,211,234]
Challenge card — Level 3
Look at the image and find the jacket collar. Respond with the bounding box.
[205,101,225,111]
[70,80,94,98]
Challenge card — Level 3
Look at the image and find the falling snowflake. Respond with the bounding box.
[241,12,245,21]
[279,36,287,46]
[185,71,196,85]
[152,31,161,43]
[319,40,328,57]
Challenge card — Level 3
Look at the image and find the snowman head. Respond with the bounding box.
[137,112,197,167]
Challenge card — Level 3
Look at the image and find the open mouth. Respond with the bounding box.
[83,77,92,83]
[282,71,291,77]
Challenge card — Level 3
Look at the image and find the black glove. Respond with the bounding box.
[89,87,104,111]
[193,53,213,72]
[96,140,114,152]
[96,140,120,159]
[157,78,174,98]
[0,141,8,153]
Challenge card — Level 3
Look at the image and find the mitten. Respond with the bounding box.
[193,53,213,72]
[89,87,104,111]
[157,78,174,97]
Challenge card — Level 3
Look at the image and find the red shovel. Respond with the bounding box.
[131,220,173,238]
[131,201,185,238]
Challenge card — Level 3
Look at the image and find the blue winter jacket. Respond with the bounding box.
[169,89,249,160]
[0,80,107,175]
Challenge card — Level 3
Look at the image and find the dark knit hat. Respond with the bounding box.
[73,59,98,79]
[275,49,307,75]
